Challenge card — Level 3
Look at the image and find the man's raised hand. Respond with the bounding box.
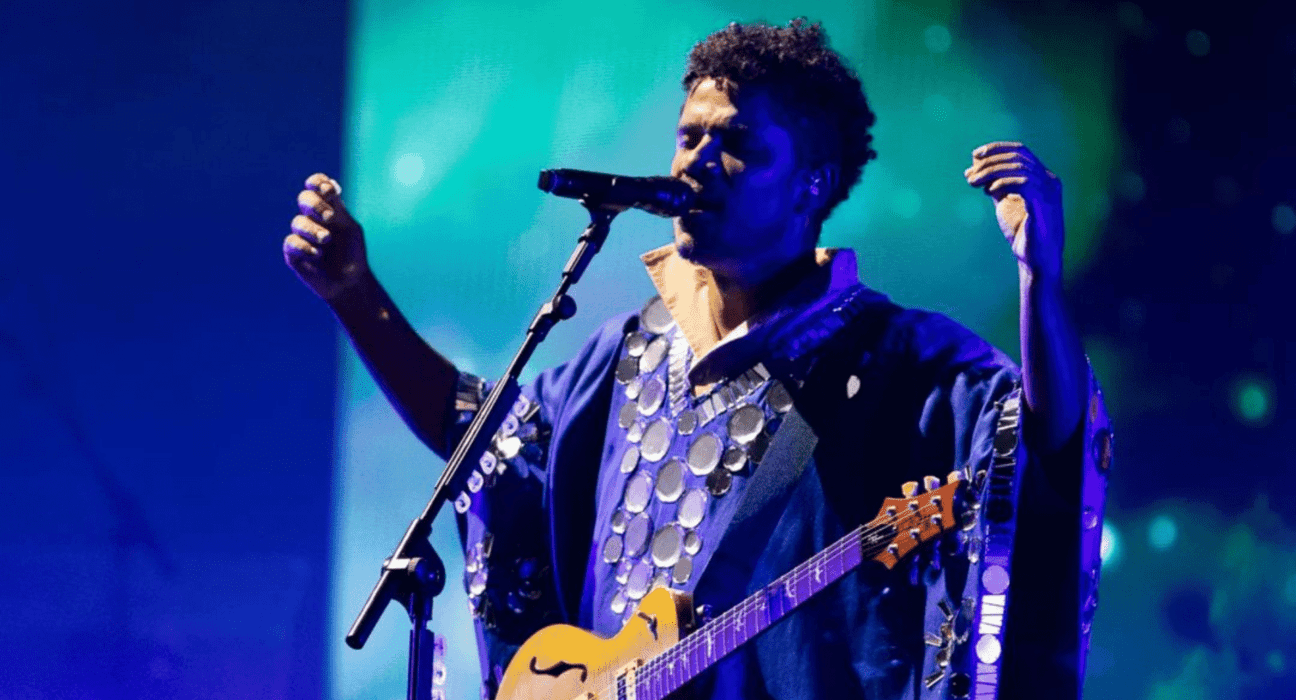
[283,173,371,301]
[964,142,1066,284]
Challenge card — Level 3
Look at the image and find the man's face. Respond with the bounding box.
[670,78,813,280]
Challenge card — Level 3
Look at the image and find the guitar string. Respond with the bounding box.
[634,500,945,699]
[640,512,899,693]
[582,499,948,700]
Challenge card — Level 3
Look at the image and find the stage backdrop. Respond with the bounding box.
[330,0,1121,698]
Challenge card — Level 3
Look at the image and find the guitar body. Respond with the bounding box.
[497,587,695,700]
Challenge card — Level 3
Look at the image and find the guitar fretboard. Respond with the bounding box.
[631,520,901,700]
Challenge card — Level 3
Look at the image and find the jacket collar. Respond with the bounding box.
[640,244,863,385]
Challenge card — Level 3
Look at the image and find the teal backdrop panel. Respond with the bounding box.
[331,1,1116,698]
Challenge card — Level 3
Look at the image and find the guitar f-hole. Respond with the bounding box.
[528,657,589,682]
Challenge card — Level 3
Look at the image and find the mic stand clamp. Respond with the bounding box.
[345,200,624,700]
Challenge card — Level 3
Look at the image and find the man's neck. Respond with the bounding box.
[705,252,821,339]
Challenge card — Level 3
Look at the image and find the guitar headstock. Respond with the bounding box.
[865,473,961,569]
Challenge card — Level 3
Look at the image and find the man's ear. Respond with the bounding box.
[795,163,840,220]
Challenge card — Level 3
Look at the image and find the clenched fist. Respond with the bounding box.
[284,173,370,301]
[964,142,1065,284]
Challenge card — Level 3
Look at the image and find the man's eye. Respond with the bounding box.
[676,131,700,149]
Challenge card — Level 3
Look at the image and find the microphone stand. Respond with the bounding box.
[345,201,624,700]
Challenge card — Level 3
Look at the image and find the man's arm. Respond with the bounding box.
[965,143,1088,452]
[284,173,458,454]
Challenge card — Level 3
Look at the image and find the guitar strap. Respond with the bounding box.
[695,295,900,609]
[692,406,818,610]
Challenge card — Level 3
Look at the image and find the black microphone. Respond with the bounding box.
[537,169,697,218]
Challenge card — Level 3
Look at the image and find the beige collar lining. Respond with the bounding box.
[640,244,861,383]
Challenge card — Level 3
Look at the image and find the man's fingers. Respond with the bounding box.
[297,189,335,223]
[972,141,1029,159]
[284,233,321,260]
[986,176,1029,197]
[966,161,1029,188]
[305,172,344,201]
[967,150,1030,170]
[292,214,331,245]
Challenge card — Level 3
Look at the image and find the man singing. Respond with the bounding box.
[284,19,1111,700]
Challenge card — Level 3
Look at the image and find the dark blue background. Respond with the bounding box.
[1,0,344,697]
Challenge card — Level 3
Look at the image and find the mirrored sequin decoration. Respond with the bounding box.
[748,432,771,464]
[611,509,628,534]
[683,530,702,555]
[626,560,654,599]
[602,534,623,563]
[640,297,675,335]
[615,559,632,584]
[623,472,653,513]
[767,380,793,413]
[638,377,666,416]
[640,418,673,462]
[687,433,722,476]
[651,525,684,568]
[655,459,685,502]
[678,410,698,435]
[616,357,639,384]
[727,404,765,444]
[677,488,707,528]
[639,336,669,374]
[625,376,643,400]
[611,587,629,615]
[672,556,693,584]
[626,332,648,357]
[626,420,644,443]
[624,513,652,557]
[618,401,638,429]
[706,468,733,496]
[722,445,747,473]
[468,570,487,596]
[619,446,639,474]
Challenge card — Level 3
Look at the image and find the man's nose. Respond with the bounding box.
[682,135,723,181]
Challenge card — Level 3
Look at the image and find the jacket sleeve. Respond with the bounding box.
[922,358,1111,700]
[443,312,632,697]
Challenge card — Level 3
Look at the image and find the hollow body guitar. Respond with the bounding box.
[496,477,961,700]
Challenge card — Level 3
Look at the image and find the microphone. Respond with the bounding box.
[537,169,697,218]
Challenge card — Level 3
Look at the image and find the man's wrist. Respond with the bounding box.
[1018,261,1065,299]
[329,269,386,325]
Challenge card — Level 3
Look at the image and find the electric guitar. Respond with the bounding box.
[496,475,963,700]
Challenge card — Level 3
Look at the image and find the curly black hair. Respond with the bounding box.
[682,19,878,227]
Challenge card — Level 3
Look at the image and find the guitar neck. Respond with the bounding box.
[634,522,896,700]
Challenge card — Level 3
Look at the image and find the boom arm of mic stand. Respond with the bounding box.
[345,202,621,652]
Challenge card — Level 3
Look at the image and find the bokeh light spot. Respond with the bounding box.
[1148,515,1177,550]
[924,25,952,53]
[1117,171,1145,203]
[394,153,425,186]
[923,94,952,122]
[891,188,922,219]
[1186,30,1210,57]
[1116,2,1144,32]
[1101,521,1121,567]
[1231,377,1274,426]
[1166,116,1190,144]
[1268,651,1286,674]
[1272,204,1296,234]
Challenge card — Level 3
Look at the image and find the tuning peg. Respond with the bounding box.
[901,481,919,497]
[923,475,941,492]
[947,470,962,484]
